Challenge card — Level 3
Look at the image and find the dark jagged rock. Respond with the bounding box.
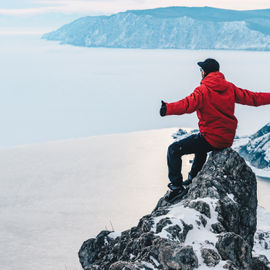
[251,255,270,270]
[201,248,220,266]
[216,232,251,269]
[255,231,270,250]
[223,260,240,270]
[78,148,270,269]
[157,241,198,270]
[188,200,211,218]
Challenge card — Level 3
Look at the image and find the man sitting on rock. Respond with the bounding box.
[160,58,270,202]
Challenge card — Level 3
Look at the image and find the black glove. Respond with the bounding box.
[160,100,167,117]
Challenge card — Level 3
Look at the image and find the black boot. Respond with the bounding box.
[165,183,187,203]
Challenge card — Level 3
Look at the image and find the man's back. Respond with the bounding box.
[198,72,238,148]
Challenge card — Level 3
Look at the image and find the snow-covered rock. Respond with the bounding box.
[78,148,270,269]
[253,206,270,269]
[233,123,270,177]
[42,7,270,50]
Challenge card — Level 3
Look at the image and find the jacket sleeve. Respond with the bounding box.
[165,87,204,116]
[233,85,270,106]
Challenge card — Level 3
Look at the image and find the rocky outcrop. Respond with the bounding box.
[78,148,269,269]
[251,255,270,270]
[237,123,270,170]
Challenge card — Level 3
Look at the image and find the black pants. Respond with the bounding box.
[167,133,218,186]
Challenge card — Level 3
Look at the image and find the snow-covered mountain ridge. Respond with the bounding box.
[78,148,270,269]
[233,123,270,177]
[42,7,270,50]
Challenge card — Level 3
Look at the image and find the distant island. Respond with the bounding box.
[42,6,270,50]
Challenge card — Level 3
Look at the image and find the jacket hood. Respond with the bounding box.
[201,71,229,92]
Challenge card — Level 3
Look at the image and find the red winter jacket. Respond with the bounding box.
[165,72,270,149]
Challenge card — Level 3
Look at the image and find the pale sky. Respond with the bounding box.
[1,0,270,16]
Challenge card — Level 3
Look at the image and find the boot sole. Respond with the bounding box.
[167,188,189,203]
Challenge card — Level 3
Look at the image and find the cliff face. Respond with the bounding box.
[78,148,270,270]
[42,7,270,50]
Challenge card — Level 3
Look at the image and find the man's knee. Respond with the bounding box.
[168,142,184,157]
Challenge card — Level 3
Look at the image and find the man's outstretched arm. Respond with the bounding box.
[160,87,204,117]
[233,85,270,106]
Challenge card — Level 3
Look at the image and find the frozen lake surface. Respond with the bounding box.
[0,128,270,270]
[1,33,270,147]
[0,128,182,270]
